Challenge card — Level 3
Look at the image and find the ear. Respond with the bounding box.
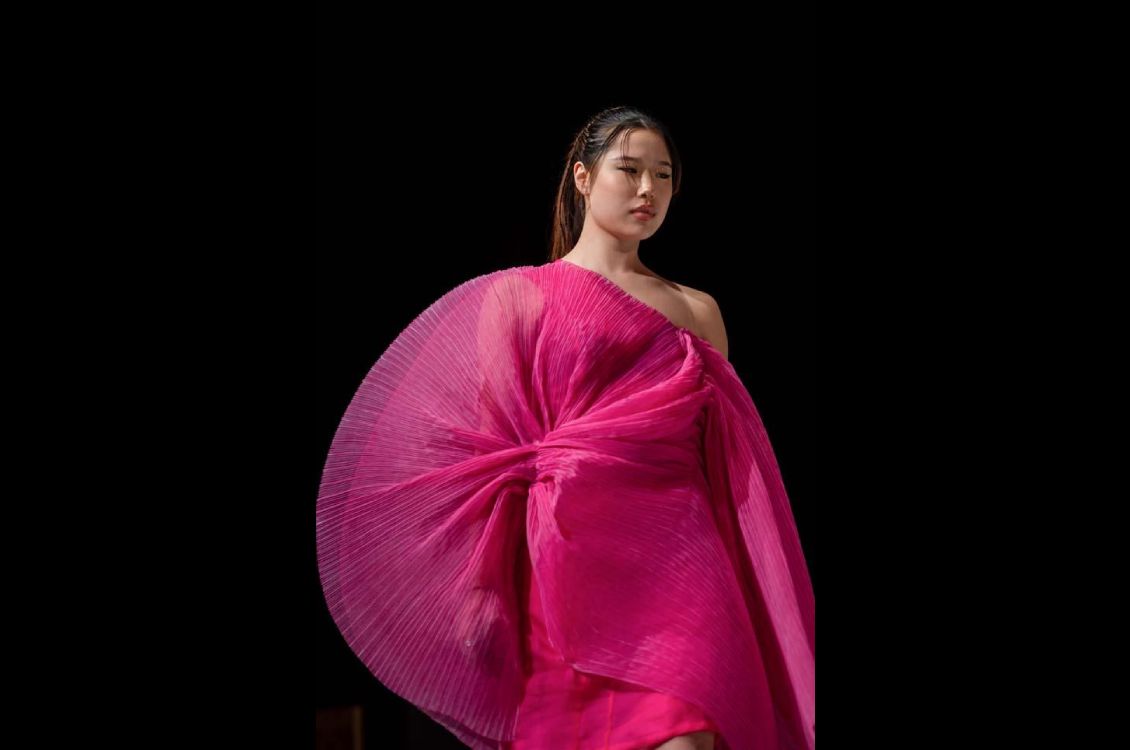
[573,161,590,195]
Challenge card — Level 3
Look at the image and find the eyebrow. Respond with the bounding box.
[614,156,673,168]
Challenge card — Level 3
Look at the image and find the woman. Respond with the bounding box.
[316,106,815,750]
[553,108,727,362]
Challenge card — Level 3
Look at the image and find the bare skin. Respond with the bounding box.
[651,729,717,749]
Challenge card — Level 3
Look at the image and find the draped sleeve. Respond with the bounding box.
[699,342,816,750]
[316,260,815,750]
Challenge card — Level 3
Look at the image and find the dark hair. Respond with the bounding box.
[549,105,683,261]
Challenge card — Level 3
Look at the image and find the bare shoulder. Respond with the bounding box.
[633,264,729,359]
[675,282,728,360]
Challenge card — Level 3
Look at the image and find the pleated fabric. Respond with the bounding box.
[510,525,724,749]
[316,258,815,750]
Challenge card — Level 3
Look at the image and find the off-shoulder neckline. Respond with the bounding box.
[551,258,721,356]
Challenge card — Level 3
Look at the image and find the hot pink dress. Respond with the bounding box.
[505,527,722,750]
[317,259,815,750]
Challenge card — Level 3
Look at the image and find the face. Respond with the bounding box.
[575,128,674,240]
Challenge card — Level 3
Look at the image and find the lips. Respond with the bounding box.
[630,206,655,215]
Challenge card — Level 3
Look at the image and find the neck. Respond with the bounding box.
[566,227,644,275]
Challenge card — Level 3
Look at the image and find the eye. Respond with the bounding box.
[618,167,672,179]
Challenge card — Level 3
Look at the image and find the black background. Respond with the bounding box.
[9,0,1102,745]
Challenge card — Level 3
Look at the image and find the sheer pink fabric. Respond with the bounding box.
[506,533,722,749]
[317,259,815,750]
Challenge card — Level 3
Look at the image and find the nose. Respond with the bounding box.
[639,174,655,197]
